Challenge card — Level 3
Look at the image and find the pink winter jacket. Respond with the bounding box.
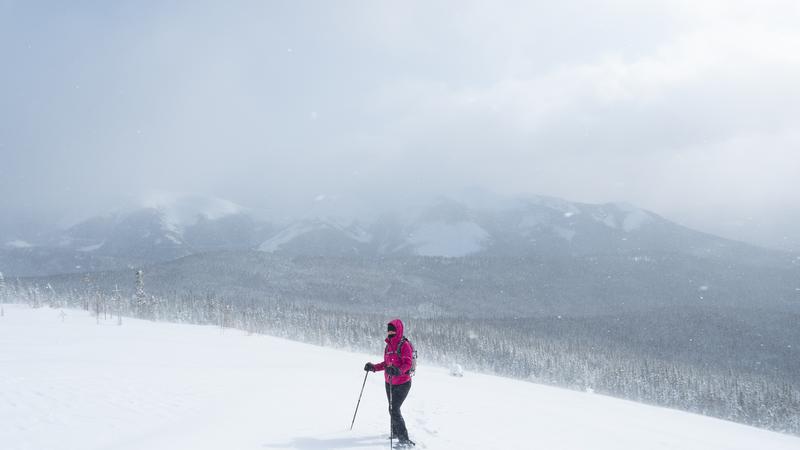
[373,319,413,385]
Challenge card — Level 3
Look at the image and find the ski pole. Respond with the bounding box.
[389,374,394,450]
[350,371,370,430]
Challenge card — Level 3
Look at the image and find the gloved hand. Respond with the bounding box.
[364,362,375,372]
[386,366,401,376]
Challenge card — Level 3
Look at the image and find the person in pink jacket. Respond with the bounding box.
[364,319,415,447]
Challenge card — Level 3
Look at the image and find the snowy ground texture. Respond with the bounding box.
[2,305,799,450]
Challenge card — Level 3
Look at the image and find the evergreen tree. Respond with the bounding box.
[82,274,93,311]
[134,270,148,319]
[0,271,5,317]
[112,285,123,325]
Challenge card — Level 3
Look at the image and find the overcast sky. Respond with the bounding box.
[1,0,799,250]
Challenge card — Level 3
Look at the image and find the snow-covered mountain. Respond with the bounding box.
[0,192,791,276]
[0,195,274,275]
[3,304,798,450]
[48,194,255,256]
[255,195,773,261]
[253,197,665,258]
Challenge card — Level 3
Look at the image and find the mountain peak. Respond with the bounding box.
[139,192,247,228]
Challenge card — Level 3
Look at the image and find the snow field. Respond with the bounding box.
[1,304,799,450]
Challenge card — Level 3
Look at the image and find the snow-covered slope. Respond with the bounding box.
[259,219,373,254]
[2,304,798,450]
[402,221,490,257]
[3,239,34,249]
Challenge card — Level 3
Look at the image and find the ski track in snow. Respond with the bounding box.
[1,304,799,450]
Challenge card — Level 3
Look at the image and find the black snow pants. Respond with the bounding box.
[385,380,411,440]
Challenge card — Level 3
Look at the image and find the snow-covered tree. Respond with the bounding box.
[112,285,123,325]
[0,271,5,317]
[45,283,58,308]
[82,274,92,311]
[134,270,148,319]
[28,285,41,308]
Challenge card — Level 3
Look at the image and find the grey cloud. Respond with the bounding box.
[1,0,799,250]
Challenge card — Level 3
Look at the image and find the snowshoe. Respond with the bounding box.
[394,438,415,448]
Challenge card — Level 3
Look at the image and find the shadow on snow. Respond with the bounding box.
[264,434,387,449]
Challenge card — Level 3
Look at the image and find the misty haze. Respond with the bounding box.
[1,2,799,450]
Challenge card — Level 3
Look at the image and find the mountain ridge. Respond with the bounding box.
[0,193,794,277]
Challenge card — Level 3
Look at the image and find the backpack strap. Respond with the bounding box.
[397,336,414,357]
[396,337,408,356]
[386,338,407,356]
